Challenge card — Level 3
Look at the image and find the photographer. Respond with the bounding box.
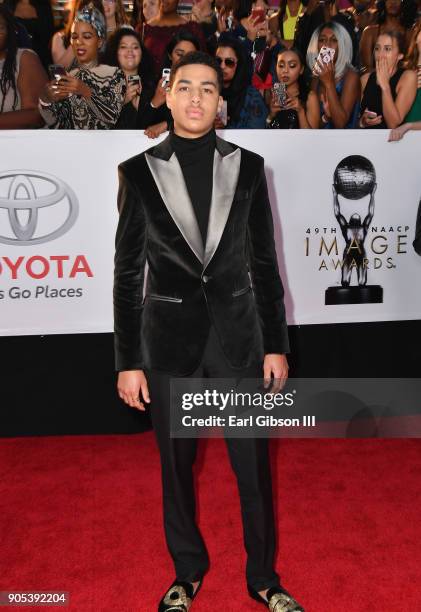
[38,5,126,129]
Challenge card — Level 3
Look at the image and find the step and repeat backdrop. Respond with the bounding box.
[0,130,420,336]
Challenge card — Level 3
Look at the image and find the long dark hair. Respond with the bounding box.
[0,6,18,113]
[276,46,310,103]
[104,26,154,89]
[216,36,250,123]
[161,29,201,71]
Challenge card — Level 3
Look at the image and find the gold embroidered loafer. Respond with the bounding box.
[158,578,203,612]
[247,584,305,612]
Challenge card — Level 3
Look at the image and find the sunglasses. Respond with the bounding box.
[216,57,237,68]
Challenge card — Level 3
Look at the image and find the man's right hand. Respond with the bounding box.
[117,370,150,411]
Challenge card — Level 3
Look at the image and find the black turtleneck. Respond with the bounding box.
[170,128,216,246]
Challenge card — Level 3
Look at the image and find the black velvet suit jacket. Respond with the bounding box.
[114,133,289,375]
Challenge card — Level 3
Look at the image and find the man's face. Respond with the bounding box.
[166,64,223,138]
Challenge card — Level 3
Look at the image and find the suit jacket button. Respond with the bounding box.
[202,275,210,283]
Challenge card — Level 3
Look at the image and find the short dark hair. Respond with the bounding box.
[169,51,223,93]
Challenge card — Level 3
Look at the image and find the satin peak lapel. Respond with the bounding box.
[145,152,204,264]
[203,147,241,270]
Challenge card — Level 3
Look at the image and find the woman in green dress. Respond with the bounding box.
[388,21,421,140]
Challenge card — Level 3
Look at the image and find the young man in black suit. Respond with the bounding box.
[114,51,304,612]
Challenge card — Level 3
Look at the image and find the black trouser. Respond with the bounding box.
[145,326,280,591]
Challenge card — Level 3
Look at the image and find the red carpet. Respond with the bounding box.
[0,434,420,611]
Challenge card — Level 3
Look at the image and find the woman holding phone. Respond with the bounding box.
[215,37,269,128]
[38,4,126,129]
[266,47,319,128]
[359,30,417,128]
[307,21,360,128]
[105,27,154,128]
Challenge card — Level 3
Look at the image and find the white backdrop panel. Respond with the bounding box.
[0,130,420,336]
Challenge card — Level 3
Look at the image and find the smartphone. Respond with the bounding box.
[128,74,141,85]
[217,100,228,126]
[273,82,287,108]
[161,68,171,88]
[251,7,265,24]
[312,46,335,75]
[48,64,66,82]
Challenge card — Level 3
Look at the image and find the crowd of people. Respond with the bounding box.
[1,0,421,137]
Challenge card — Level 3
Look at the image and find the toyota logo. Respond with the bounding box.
[0,170,79,246]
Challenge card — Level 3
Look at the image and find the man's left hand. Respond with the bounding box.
[263,353,289,394]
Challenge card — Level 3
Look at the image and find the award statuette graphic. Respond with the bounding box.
[325,155,383,305]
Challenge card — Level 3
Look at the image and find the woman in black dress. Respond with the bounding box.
[359,30,417,128]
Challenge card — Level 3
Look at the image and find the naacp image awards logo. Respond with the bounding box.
[324,155,383,305]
